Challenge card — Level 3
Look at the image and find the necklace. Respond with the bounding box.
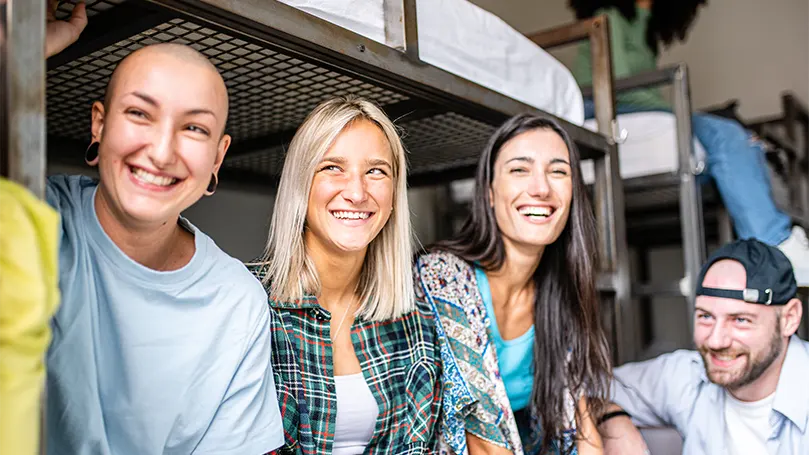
[331,302,354,342]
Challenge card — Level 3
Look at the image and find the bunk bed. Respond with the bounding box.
[5,0,640,365]
[579,75,809,347]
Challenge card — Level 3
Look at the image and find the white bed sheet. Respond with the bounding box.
[279,0,585,125]
[580,112,707,184]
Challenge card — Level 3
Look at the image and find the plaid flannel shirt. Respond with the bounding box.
[253,268,443,455]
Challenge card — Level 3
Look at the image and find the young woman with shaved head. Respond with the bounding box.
[42,5,283,454]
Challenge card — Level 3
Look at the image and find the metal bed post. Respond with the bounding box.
[716,207,734,245]
[527,15,636,363]
[783,93,809,221]
[383,0,419,61]
[2,0,47,197]
[588,17,635,364]
[2,1,49,454]
[672,64,705,336]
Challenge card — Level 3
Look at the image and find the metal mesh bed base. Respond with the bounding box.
[47,0,539,187]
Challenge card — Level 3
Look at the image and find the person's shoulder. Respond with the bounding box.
[196,235,269,315]
[45,174,97,209]
[415,250,473,285]
[417,250,466,268]
[616,349,704,382]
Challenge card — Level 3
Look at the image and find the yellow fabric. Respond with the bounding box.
[0,178,61,455]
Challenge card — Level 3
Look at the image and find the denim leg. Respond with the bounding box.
[583,99,663,119]
[691,113,792,245]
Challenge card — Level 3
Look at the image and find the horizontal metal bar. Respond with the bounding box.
[525,16,602,50]
[596,272,617,293]
[227,99,443,158]
[633,280,686,298]
[47,0,178,71]
[408,163,477,187]
[144,0,611,155]
[581,65,680,99]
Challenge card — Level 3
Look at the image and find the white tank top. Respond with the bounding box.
[333,373,379,455]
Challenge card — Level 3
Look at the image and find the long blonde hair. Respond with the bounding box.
[259,96,414,321]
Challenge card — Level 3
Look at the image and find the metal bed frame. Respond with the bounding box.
[2,1,637,452]
[583,74,809,348]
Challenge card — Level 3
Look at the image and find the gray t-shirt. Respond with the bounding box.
[45,175,283,455]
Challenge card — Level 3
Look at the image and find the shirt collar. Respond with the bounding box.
[772,335,809,432]
[269,294,320,310]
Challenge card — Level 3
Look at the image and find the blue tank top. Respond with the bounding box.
[474,267,535,411]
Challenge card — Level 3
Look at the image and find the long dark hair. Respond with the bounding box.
[569,0,707,55]
[429,114,611,454]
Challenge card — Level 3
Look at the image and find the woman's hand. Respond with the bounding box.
[46,0,87,58]
[576,396,604,455]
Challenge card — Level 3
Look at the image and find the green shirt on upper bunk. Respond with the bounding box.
[572,5,670,111]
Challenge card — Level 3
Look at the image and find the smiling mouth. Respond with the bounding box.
[517,205,555,218]
[709,352,745,368]
[331,210,373,220]
[130,166,179,187]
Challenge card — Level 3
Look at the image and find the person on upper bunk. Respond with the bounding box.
[569,0,809,287]
[600,238,809,454]
[250,96,443,454]
[43,4,284,454]
[415,113,610,455]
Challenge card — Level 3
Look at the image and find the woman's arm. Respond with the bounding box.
[46,0,88,58]
[575,396,604,455]
[466,432,514,455]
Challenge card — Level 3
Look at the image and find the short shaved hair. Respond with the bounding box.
[103,43,229,126]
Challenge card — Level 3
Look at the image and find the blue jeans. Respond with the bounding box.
[584,101,792,245]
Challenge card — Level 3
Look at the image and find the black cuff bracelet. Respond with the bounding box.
[597,410,631,426]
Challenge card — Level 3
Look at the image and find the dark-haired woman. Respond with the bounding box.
[570,0,809,286]
[416,114,610,455]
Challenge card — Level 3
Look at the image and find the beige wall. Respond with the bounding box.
[471,0,809,119]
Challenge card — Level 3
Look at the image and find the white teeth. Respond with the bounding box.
[332,211,371,220]
[518,206,552,217]
[715,354,738,361]
[131,167,177,187]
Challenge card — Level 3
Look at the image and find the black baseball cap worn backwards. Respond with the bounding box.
[696,238,797,306]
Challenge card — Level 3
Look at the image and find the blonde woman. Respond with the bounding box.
[253,96,442,454]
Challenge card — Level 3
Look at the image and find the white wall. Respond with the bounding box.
[47,164,275,262]
[182,186,274,262]
[471,0,809,119]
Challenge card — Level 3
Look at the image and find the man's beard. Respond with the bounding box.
[699,321,783,391]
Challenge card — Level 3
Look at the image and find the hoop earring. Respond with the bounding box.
[206,174,218,195]
[85,142,100,165]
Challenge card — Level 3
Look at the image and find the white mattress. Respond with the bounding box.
[279,0,585,125]
[580,112,707,184]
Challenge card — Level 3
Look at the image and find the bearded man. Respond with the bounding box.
[602,238,808,454]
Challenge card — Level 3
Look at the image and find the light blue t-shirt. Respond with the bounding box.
[44,175,284,455]
[474,267,535,411]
